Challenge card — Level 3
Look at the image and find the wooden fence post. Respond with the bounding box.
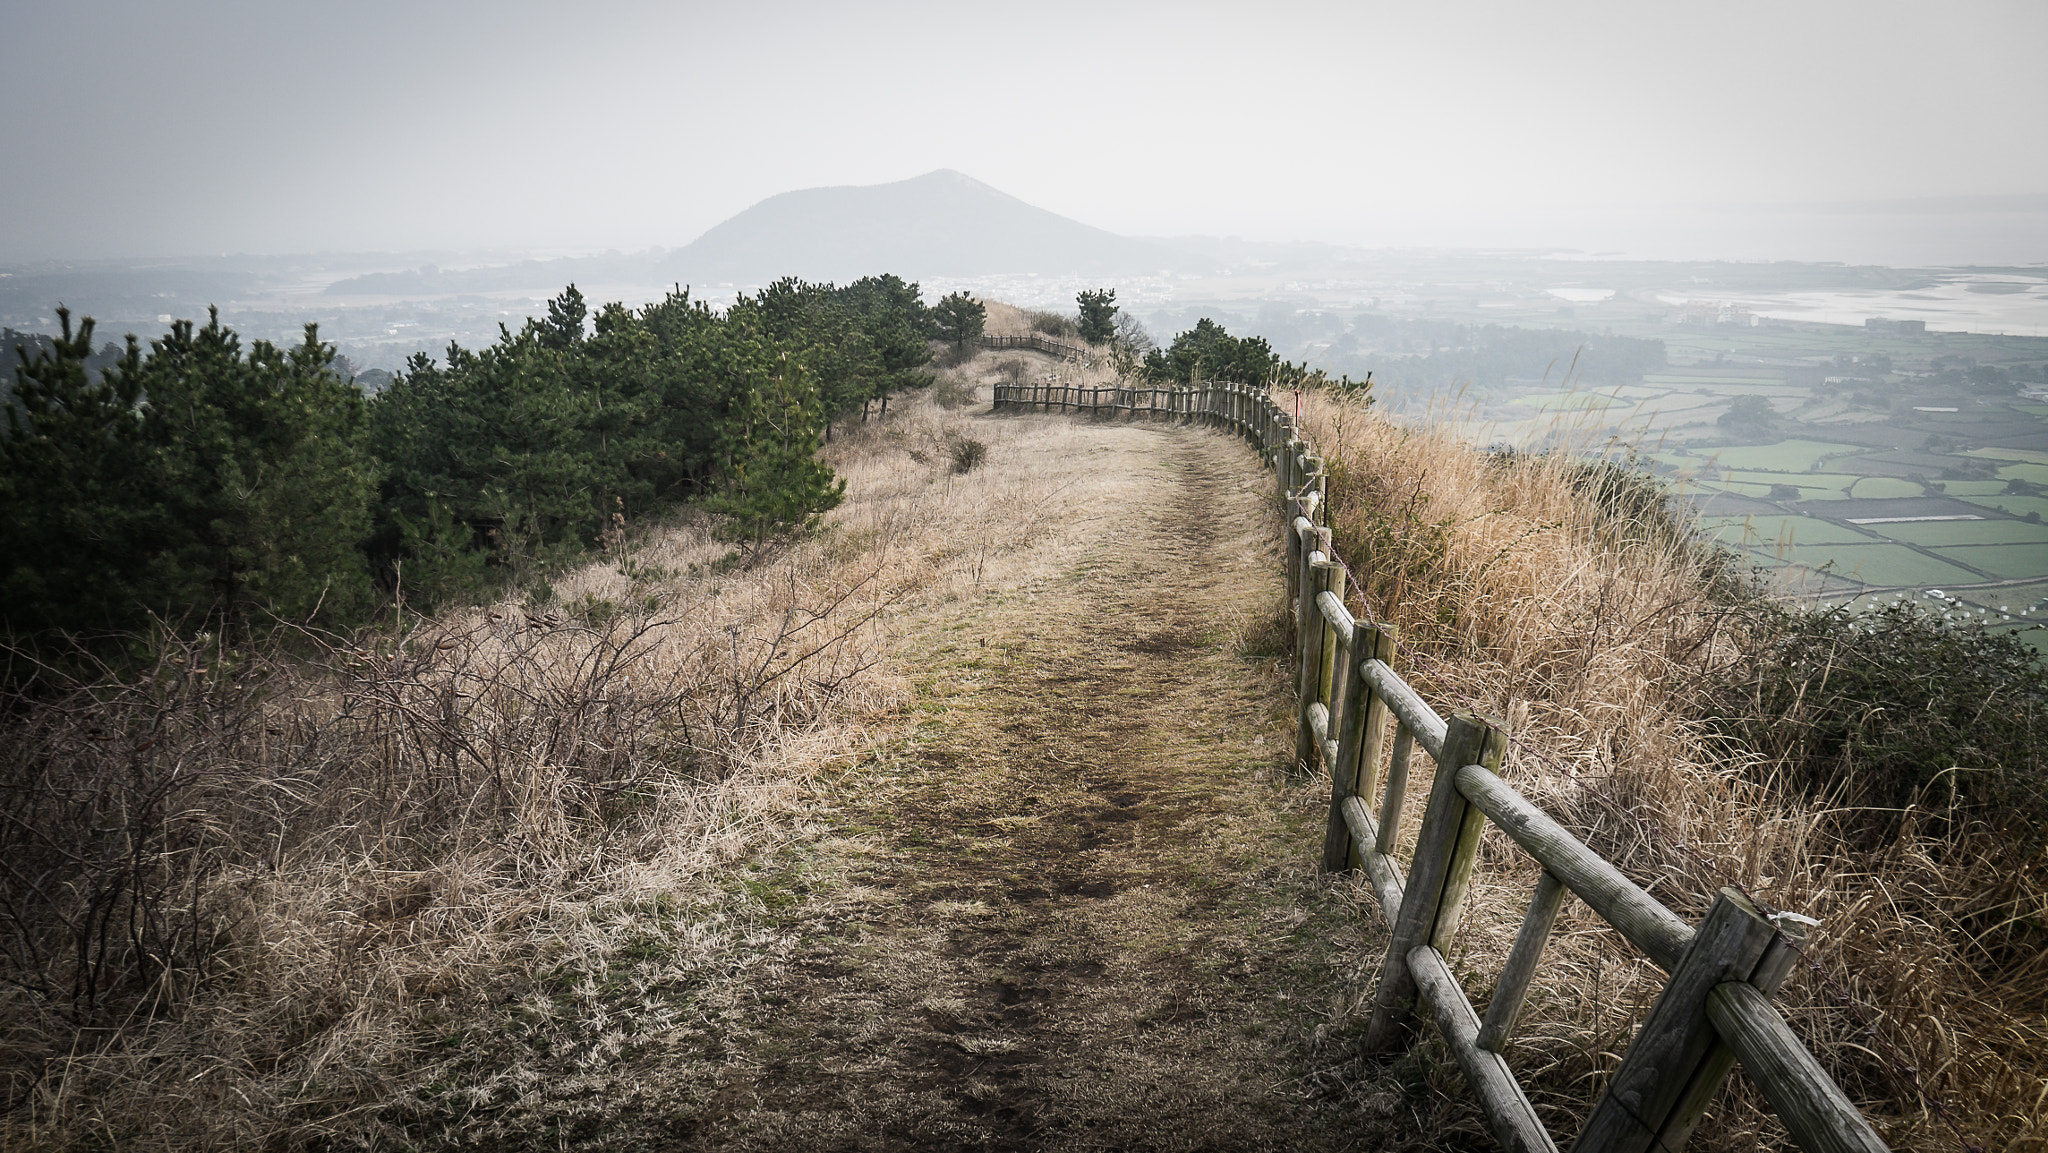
[1323,622,1397,871]
[1574,888,1790,1153]
[1365,710,1509,1051]
[1294,554,1335,771]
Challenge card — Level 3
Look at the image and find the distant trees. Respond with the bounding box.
[932,291,986,350]
[1140,316,1371,400]
[4,273,935,660]
[1718,394,1779,439]
[374,276,928,598]
[1144,318,1284,386]
[2,308,378,652]
[1076,289,1118,344]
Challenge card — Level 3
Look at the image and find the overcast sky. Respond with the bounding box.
[4,0,2045,266]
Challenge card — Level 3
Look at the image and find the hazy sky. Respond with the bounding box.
[5,0,2045,265]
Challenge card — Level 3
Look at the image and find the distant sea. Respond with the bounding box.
[1657,272,2048,337]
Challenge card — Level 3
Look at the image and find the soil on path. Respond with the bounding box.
[677,417,1401,1151]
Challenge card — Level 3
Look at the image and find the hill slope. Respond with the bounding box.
[669,169,1198,284]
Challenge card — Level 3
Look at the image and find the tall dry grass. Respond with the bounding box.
[0,380,1102,1152]
[1295,388,2046,1153]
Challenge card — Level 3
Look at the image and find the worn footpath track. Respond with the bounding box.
[659,416,1416,1152]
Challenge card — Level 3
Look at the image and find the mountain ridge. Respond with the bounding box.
[322,170,1201,295]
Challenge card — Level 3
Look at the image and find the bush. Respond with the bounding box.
[1025,310,1079,340]
[948,436,988,474]
[1713,598,2048,839]
[930,372,976,409]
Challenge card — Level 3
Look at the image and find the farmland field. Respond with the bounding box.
[1705,440,1865,470]
[1942,544,2048,581]
[1997,462,2048,486]
[1838,477,1928,499]
[1700,515,1884,546]
[1795,543,1989,587]
[1462,317,2048,604]
[1958,494,2048,519]
[1866,518,2048,548]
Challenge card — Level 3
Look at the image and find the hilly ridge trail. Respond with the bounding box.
[446,412,1435,1152]
[664,416,1403,1151]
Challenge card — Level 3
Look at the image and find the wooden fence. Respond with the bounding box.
[994,381,1892,1153]
[977,332,1095,361]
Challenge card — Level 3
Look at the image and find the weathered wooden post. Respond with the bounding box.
[1574,888,1802,1153]
[1293,549,1333,771]
[1365,710,1509,1051]
[1323,622,1397,871]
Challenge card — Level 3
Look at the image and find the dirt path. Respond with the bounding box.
[671,416,1399,1151]
[427,413,1434,1151]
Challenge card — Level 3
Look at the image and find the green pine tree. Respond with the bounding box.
[0,308,157,644]
[932,291,986,350]
[706,355,845,554]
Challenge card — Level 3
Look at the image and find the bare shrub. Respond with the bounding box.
[1026,309,1079,339]
[931,370,977,409]
[0,519,907,1148]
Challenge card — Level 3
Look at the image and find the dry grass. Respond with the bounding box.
[0,382,1133,1152]
[1294,387,2048,1152]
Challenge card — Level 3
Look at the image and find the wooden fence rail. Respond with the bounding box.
[992,381,1892,1153]
[977,332,1095,360]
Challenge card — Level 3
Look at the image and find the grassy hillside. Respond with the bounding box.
[1298,388,2046,1152]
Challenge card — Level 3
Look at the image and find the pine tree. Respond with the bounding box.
[137,310,379,628]
[706,355,844,553]
[0,308,157,643]
[932,291,986,349]
[1076,288,1118,344]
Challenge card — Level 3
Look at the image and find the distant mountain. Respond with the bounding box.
[319,171,1199,297]
[666,170,1201,285]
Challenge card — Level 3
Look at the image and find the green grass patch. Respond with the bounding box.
[1797,543,1989,587]
[1943,480,2019,496]
[1999,462,2048,486]
[1861,516,2048,548]
[1938,544,2048,582]
[1519,391,1626,411]
[1778,474,1867,498]
[1697,480,1784,499]
[1641,375,1791,389]
[1707,440,1865,471]
[1958,494,2048,520]
[1966,446,2048,464]
[1843,477,1928,499]
[1700,515,1885,546]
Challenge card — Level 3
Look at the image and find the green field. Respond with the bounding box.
[1699,480,1787,499]
[1841,477,1928,499]
[1998,462,2048,486]
[1797,543,1990,586]
[1958,494,2048,519]
[1707,440,1864,471]
[1702,515,1884,546]
[1522,391,1626,411]
[1867,518,2048,548]
[1966,446,2048,464]
[1943,480,2017,496]
[1941,544,2048,581]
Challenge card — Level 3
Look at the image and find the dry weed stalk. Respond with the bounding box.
[1296,388,2045,1152]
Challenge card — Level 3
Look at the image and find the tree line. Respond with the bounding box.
[1,275,939,668]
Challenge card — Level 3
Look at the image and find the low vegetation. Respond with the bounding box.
[1300,387,2047,1151]
[6,292,2039,1151]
